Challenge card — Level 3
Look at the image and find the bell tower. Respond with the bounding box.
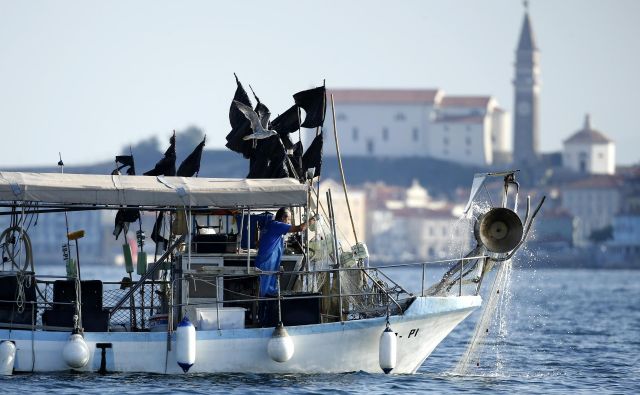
[512,2,540,165]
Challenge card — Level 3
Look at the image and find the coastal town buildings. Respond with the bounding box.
[365,180,472,263]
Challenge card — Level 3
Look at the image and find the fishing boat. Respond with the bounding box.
[0,167,543,375]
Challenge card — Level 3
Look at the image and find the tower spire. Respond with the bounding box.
[517,8,537,50]
[584,113,592,130]
[512,5,540,166]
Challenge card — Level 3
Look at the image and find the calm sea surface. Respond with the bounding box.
[2,267,639,394]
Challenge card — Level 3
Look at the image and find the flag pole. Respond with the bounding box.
[330,94,358,245]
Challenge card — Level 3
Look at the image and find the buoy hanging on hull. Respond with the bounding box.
[62,333,90,369]
[0,340,16,375]
[176,316,196,373]
[268,323,294,363]
[379,325,397,374]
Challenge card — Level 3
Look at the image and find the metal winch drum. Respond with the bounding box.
[474,207,524,253]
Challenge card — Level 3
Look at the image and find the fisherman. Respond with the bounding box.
[256,207,313,325]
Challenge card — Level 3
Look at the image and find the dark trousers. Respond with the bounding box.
[258,293,278,327]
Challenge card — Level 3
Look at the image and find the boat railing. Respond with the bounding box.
[0,252,486,332]
[108,234,186,323]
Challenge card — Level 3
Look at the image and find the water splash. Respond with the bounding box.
[453,258,513,376]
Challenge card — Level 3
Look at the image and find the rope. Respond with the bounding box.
[329,94,359,245]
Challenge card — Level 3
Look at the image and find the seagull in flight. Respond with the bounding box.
[234,100,278,141]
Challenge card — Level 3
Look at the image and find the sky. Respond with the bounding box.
[0,0,638,167]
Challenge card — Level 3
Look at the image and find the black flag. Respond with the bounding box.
[113,208,140,240]
[247,137,289,179]
[293,85,326,128]
[177,137,206,177]
[225,74,254,158]
[115,155,135,175]
[144,133,176,176]
[302,133,323,178]
[288,141,304,180]
[270,105,300,136]
[150,211,168,249]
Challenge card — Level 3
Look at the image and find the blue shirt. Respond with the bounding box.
[255,220,291,297]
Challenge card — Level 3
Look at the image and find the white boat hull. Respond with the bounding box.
[1,296,481,374]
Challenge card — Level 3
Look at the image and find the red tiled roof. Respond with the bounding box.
[440,96,492,108]
[391,207,456,219]
[564,129,612,144]
[565,175,622,189]
[564,114,612,144]
[327,89,440,104]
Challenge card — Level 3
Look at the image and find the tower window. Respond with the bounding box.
[412,128,419,141]
[337,113,347,121]
[382,128,389,141]
[466,137,472,145]
[395,112,406,121]
[443,137,449,145]
[352,127,359,141]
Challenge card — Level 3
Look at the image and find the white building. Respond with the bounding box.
[429,96,510,166]
[322,89,510,167]
[560,176,622,245]
[563,114,615,175]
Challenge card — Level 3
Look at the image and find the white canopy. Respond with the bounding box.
[0,172,308,208]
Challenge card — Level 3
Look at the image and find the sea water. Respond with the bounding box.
[1,268,638,394]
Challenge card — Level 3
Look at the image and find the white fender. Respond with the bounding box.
[62,333,90,369]
[268,323,294,363]
[176,316,196,373]
[379,325,397,374]
[0,340,16,375]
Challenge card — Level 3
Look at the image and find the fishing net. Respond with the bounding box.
[305,209,376,320]
[453,258,513,375]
